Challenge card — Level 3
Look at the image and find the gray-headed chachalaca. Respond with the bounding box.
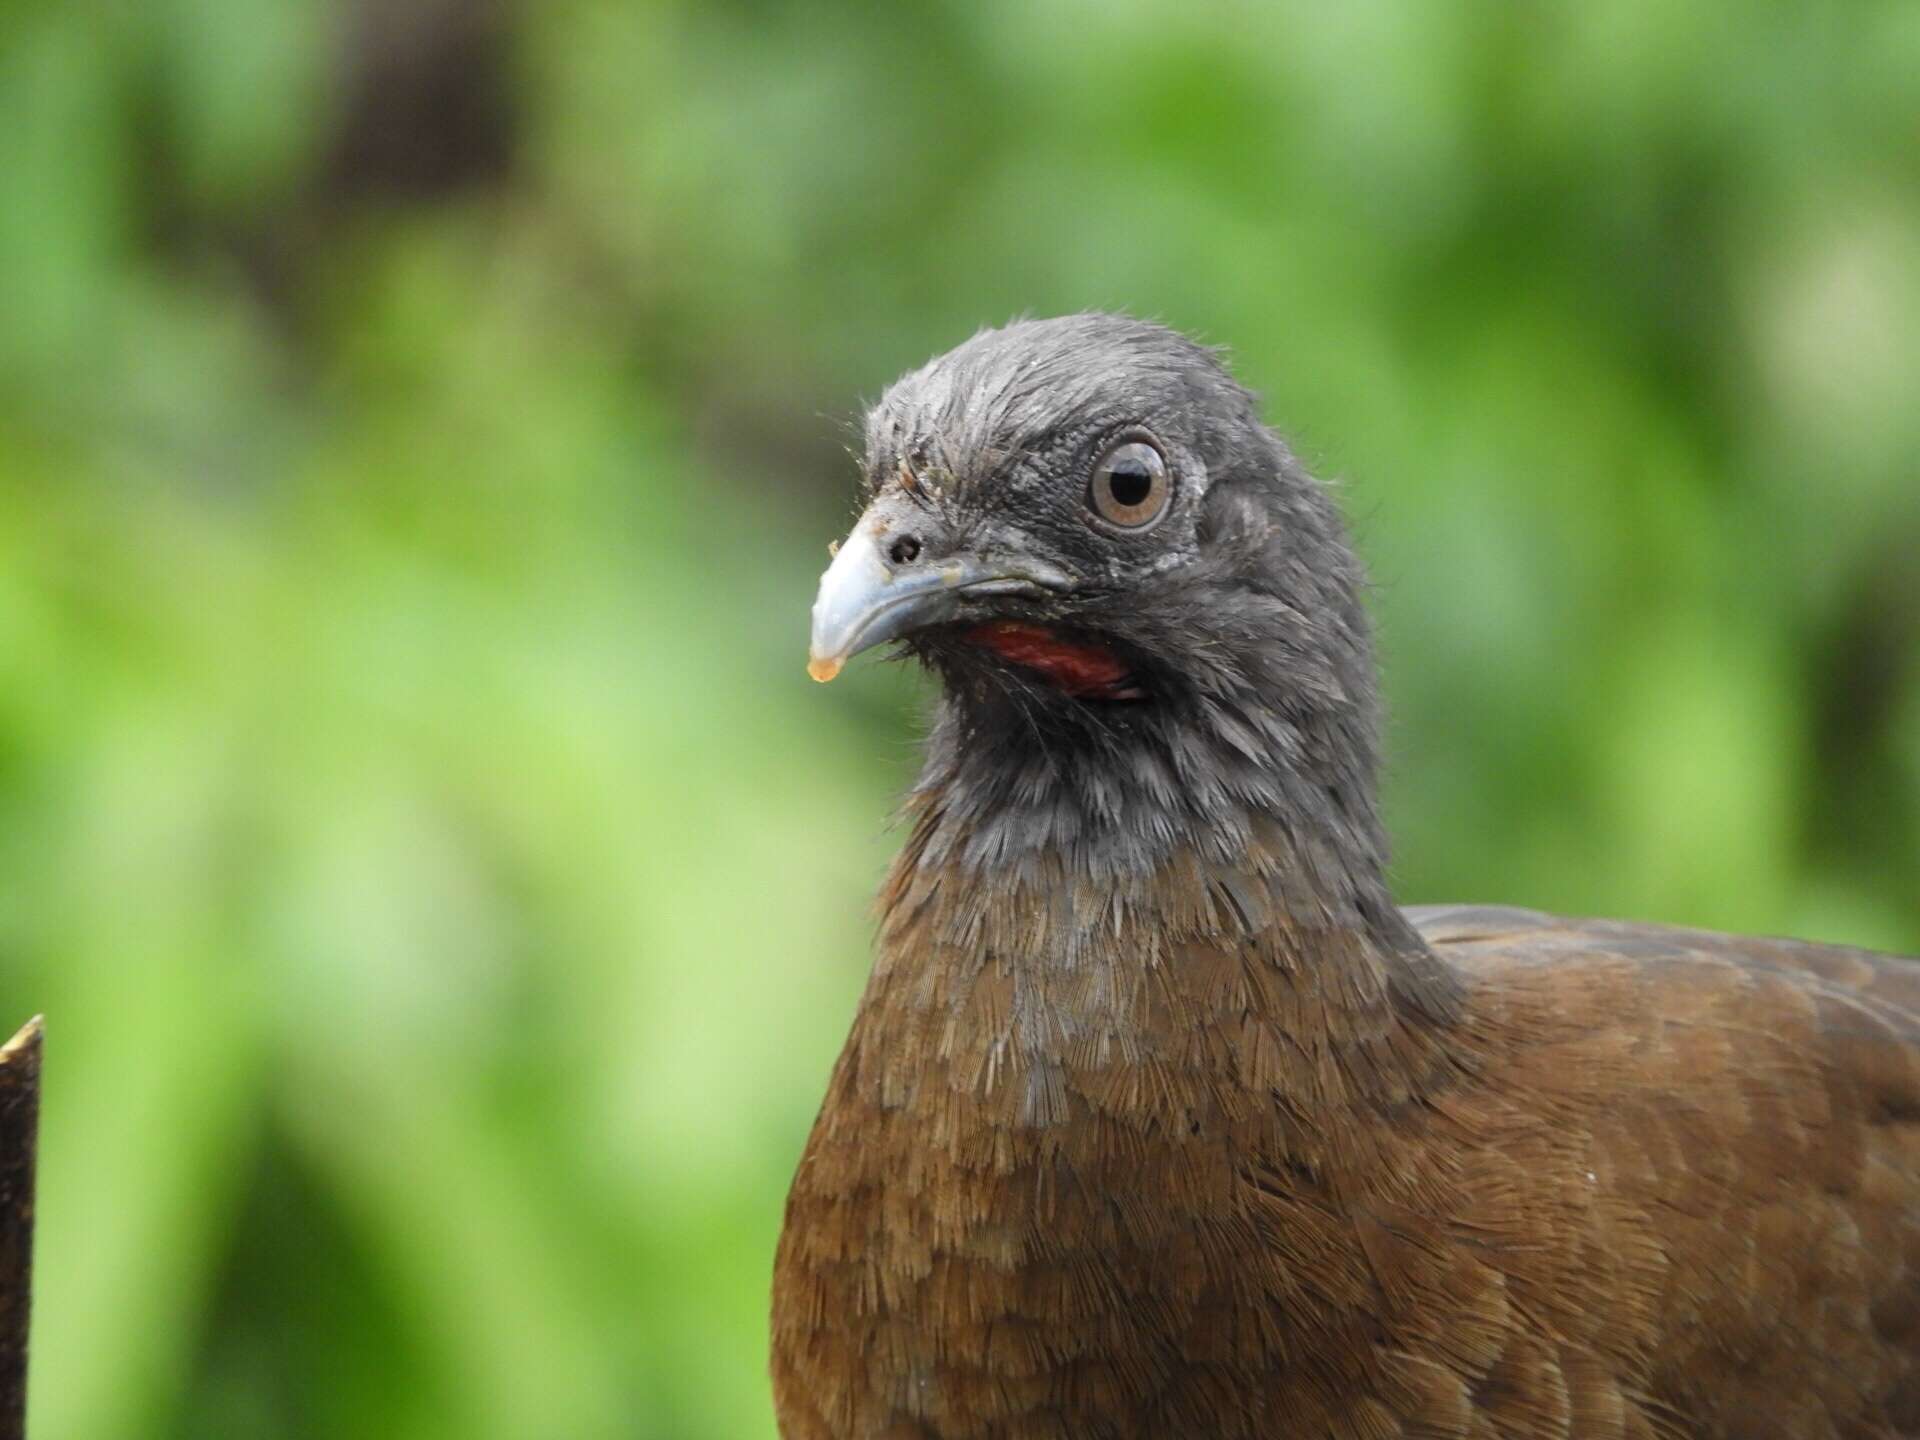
[773,314,1920,1438]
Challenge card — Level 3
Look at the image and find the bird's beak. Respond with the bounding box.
[807,516,1073,682]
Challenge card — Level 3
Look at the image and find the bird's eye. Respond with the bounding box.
[1088,439,1171,530]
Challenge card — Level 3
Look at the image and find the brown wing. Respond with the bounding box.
[1412,902,1920,1017]
[1407,904,1920,1438]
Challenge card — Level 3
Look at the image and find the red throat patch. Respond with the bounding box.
[965,621,1145,700]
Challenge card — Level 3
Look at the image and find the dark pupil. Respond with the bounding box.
[1106,459,1153,508]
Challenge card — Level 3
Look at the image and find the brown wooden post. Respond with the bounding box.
[0,1018,42,1440]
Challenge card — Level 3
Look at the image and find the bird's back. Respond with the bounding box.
[1407,904,1920,1437]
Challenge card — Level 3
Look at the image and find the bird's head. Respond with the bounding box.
[812,314,1379,772]
[811,314,1432,974]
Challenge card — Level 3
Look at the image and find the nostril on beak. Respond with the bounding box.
[888,535,922,566]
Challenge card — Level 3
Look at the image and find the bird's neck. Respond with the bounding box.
[864,699,1465,1121]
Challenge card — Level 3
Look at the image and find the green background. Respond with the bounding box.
[2,2,1916,1435]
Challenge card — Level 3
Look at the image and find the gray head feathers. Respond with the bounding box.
[832,314,1436,967]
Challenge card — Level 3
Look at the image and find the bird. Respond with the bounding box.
[771,313,1920,1439]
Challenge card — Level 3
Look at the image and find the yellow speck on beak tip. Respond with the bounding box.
[807,655,843,684]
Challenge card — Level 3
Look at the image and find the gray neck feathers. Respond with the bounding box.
[903,436,1411,944]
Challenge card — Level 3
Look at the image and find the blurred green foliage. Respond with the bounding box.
[0,1,1916,1435]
